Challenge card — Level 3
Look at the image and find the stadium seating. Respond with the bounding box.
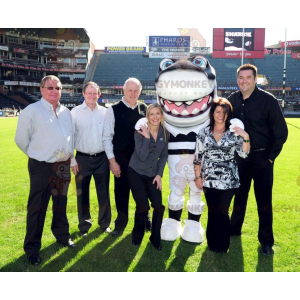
[8,42,38,50]
[1,52,299,114]
[29,92,82,103]
[90,53,300,114]
[91,53,300,88]
[92,54,159,86]
[0,94,26,109]
[252,55,300,87]
[73,77,84,84]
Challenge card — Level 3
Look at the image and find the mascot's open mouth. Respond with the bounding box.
[159,92,213,118]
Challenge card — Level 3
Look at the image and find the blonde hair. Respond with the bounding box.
[146,103,168,141]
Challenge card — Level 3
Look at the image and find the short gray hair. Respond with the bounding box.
[123,77,142,92]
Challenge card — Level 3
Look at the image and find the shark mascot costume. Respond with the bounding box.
[155,56,217,243]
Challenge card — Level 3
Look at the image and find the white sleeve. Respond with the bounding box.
[14,109,33,155]
[102,106,115,160]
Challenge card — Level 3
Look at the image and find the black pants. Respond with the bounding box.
[230,152,274,246]
[113,153,132,231]
[127,167,164,246]
[75,152,111,234]
[24,158,71,256]
[204,187,236,253]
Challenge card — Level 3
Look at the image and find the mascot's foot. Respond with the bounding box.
[181,220,205,244]
[161,218,182,241]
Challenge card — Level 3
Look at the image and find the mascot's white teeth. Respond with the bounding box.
[164,105,170,112]
[175,102,183,107]
[181,110,189,116]
[159,95,212,118]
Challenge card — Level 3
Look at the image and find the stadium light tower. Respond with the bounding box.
[282,28,287,112]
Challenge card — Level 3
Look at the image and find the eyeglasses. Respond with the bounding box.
[43,86,62,91]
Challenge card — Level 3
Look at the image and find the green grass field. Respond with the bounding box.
[0,117,299,272]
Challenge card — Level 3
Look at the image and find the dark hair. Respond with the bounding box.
[210,97,233,132]
[237,64,258,78]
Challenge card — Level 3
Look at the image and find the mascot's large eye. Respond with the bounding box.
[160,59,174,70]
[192,57,206,68]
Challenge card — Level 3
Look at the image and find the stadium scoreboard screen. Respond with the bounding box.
[213,28,265,58]
[225,28,254,51]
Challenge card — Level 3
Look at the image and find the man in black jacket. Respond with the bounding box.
[228,64,288,255]
[102,78,147,235]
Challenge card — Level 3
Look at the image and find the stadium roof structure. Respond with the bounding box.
[1,28,89,42]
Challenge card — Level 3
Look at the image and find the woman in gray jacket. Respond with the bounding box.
[128,103,168,250]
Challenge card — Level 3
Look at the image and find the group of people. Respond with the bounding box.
[194,64,288,254]
[14,62,288,266]
[15,75,168,265]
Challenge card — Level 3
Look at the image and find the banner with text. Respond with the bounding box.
[264,48,292,55]
[291,52,300,59]
[149,47,190,53]
[192,47,210,54]
[149,36,191,59]
[0,45,9,51]
[105,47,146,53]
[212,50,264,58]
[149,36,190,48]
[213,28,265,59]
[281,40,300,48]
[149,52,190,59]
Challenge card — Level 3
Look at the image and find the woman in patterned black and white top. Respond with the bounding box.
[194,97,250,253]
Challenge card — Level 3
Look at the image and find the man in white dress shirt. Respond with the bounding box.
[71,82,111,236]
[15,75,76,266]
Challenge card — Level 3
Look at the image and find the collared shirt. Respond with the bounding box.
[228,86,288,161]
[194,126,247,190]
[129,125,168,177]
[71,101,106,155]
[15,97,73,163]
[102,97,139,160]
